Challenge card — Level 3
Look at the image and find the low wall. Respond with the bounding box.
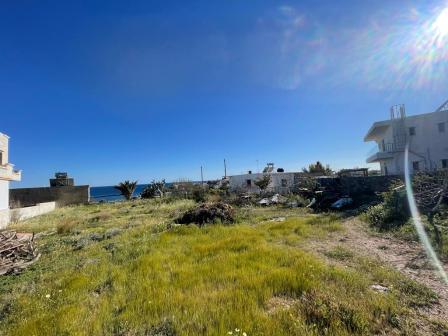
[0,209,9,230]
[10,201,56,222]
[0,202,56,229]
[10,185,90,208]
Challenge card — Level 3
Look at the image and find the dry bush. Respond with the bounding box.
[175,202,235,226]
[56,218,78,234]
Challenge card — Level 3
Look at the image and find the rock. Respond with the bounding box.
[89,233,104,241]
[104,228,122,239]
[370,284,389,293]
[73,237,90,250]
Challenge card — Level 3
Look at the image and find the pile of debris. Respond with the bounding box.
[0,231,40,275]
[176,202,235,226]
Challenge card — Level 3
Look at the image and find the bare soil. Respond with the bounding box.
[305,217,448,330]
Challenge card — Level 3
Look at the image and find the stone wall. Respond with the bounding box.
[315,175,401,196]
[10,185,90,208]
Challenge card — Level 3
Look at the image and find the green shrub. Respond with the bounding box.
[363,186,409,231]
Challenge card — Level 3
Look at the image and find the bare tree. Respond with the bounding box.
[141,179,166,199]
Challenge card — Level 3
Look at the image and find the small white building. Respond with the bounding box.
[364,101,448,175]
[228,163,300,194]
[0,133,21,227]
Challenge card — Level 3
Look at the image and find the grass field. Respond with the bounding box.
[0,200,442,335]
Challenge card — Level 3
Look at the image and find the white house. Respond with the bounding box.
[228,163,300,194]
[364,101,448,175]
[0,133,21,227]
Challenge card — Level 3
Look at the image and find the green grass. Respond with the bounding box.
[0,200,442,335]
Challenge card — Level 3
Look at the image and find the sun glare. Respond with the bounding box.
[433,7,448,38]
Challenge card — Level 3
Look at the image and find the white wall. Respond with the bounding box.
[9,202,56,223]
[0,180,9,211]
[0,209,9,229]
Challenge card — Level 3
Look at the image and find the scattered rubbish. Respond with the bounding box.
[370,284,389,293]
[270,217,286,222]
[307,198,316,208]
[258,198,270,206]
[0,231,41,275]
[270,194,287,204]
[176,202,235,225]
[330,197,353,209]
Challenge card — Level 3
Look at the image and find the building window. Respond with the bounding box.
[409,127,416,136]
[442,159,448,169]
[246,179,252,187]
[281,179,288,187]
[438,122,446,133]
[412,161,420,171]
[0,151,3,165]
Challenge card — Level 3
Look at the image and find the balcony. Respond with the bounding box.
[366,141,405,163]
[0,164,22,181]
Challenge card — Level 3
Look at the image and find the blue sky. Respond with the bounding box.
[2,0,448,187]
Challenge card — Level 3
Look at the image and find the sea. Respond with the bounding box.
[90,184,149,202]
[90,183,176,202]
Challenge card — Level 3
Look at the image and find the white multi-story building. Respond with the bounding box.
[364,101,448,175]
[0,133,21,227]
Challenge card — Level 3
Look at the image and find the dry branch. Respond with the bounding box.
[0,231,40,275]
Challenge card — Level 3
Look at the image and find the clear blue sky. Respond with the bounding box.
[2,0,448,187]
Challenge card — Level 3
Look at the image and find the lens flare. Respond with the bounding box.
[340,5,448,90]
[404,145,448,285]
[433,8,448,38]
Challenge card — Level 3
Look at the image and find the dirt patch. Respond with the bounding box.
[305,217,448,327]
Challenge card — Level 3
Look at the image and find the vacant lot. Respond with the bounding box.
[0,200,445,335]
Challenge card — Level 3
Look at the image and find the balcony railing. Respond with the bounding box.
[0,164,21,181]
[379,141,406,153]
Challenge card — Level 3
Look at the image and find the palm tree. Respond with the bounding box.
[114,180,138,200]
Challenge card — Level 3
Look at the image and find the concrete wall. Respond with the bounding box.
[10,185,90,208]
[0,202,56,229]
[0,180,8,211]
[10,202,56,223]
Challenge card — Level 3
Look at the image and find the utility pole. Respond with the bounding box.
[200,166,204,187]
[224,159,227,179]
